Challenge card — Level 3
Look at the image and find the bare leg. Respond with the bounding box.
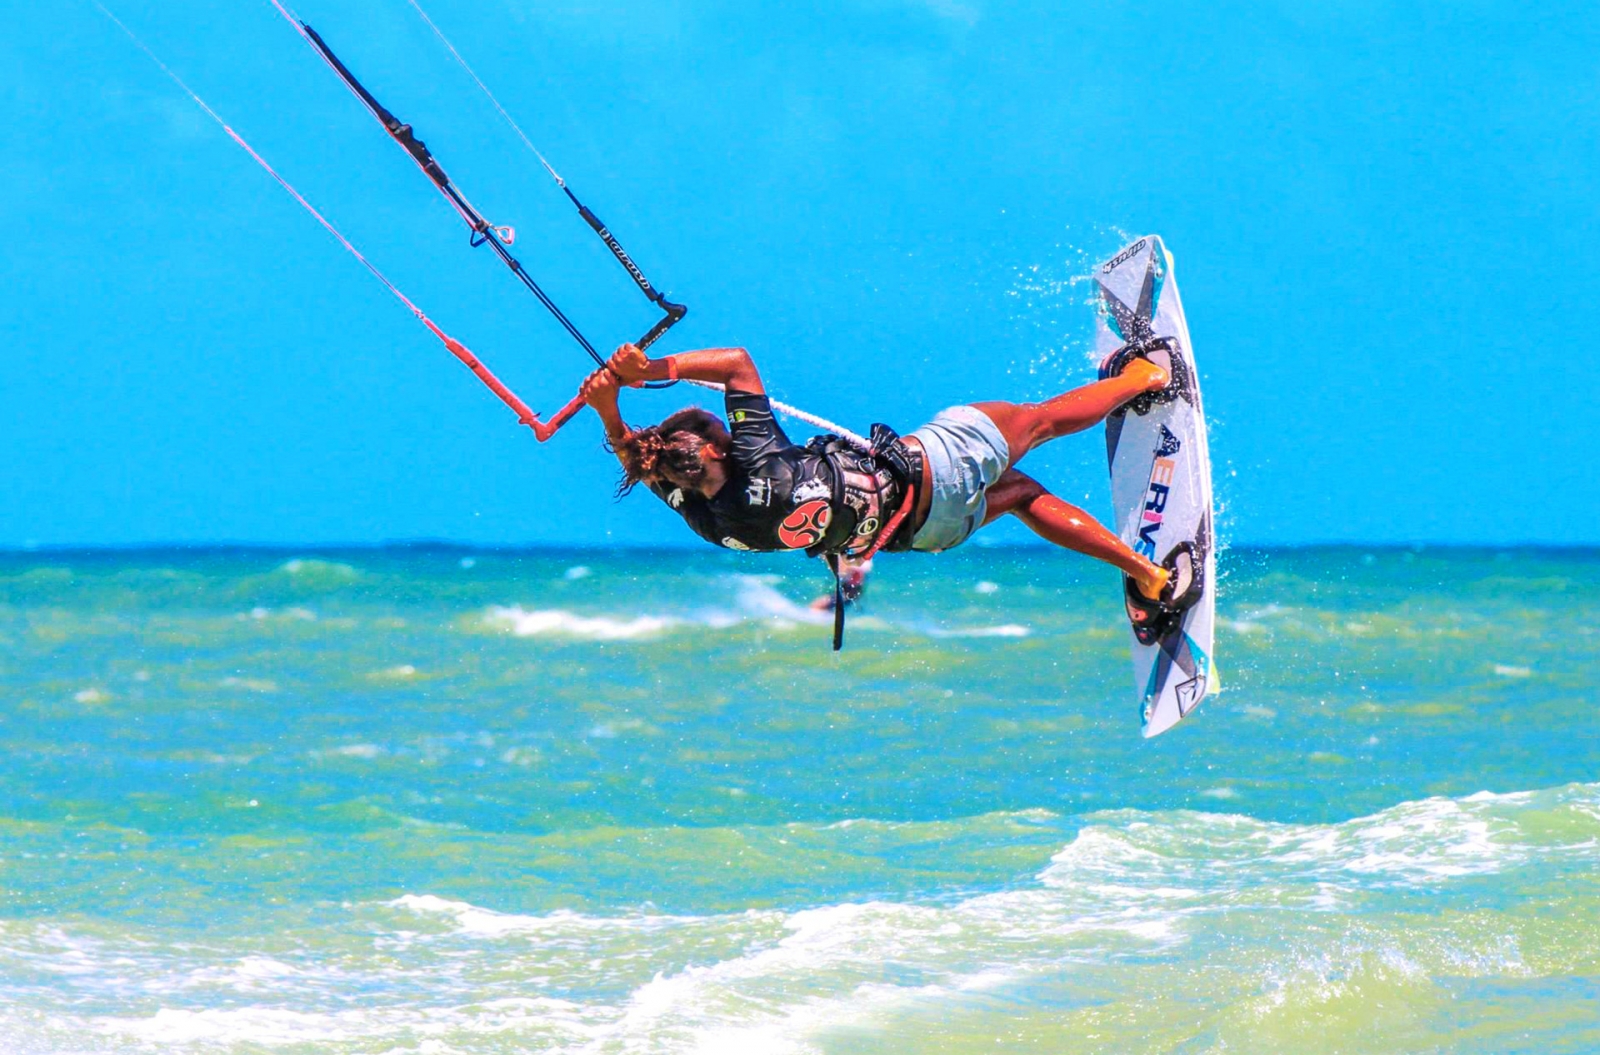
[974,359,1167,470]
[982,470,1168,599]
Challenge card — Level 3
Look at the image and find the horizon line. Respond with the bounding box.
[2,540,1597,556]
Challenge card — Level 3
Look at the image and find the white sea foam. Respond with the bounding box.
[596,900,976,1051]
[104,1006,347,1045]
[487,606,680,640]
[219,675,277,692]
[332,743,384,760]
[368,664,420,680]
[484,575,830,641]
[387,894,701,938]
[739,568,1029,636]
[484,574,1039,644]
[238,605,319,623]
[1039,825,1173,884]
[1035,793,1528,903]
[277,558,359,579]
[177,955,311,994]
[1266,797,1510,880]
[609,972,992,1055]
[726,575,830,625]
[1462,788,1537,804]
[92,996,604,1048]
[584,863,1206,1054]
[926,623,1030,638]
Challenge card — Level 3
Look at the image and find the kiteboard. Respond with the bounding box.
[1094,235,1219,737]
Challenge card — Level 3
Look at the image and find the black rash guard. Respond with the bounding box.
[647,390,897,554]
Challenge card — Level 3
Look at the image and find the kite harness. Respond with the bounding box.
[818,424,923,650]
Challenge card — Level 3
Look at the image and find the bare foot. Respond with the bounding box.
[1133,565,1170,602]
[1120,356,1170,394]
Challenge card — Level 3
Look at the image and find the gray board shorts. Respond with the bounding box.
[907,406,1011,552]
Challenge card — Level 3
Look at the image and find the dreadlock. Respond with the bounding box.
[613,407,732,498]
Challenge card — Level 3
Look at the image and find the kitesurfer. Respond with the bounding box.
[580,342,1184,609]
[112,0,1190,631]
[809,557,872,613]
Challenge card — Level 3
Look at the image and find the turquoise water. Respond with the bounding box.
[1,546,1597,1052]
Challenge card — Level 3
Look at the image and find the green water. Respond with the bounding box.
[0,546,1596,1052]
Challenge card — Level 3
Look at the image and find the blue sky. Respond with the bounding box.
[3,0,1596,547]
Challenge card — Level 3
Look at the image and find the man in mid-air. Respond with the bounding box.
[581,341,1199,632]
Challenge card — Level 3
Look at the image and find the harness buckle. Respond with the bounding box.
[867,423,917,486]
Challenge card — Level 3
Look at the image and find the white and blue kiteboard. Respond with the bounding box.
[1095,235,1219,737]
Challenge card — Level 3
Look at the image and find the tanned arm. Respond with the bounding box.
[606,343,764,395]
[581,343,763,468]
[579,369,631,468]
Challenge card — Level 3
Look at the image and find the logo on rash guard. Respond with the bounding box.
[778,499,833,549]
[1134,426,1183,559]
[792,479,830,503]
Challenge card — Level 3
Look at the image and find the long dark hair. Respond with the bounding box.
[613,407,732,497]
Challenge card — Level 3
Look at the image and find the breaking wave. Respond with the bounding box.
[7,784,1597,1053]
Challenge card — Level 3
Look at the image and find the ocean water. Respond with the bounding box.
[0,545,1597,1053]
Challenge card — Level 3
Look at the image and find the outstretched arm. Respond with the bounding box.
[607,343,764,395]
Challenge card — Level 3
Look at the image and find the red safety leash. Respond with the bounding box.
[856,484,918,563]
